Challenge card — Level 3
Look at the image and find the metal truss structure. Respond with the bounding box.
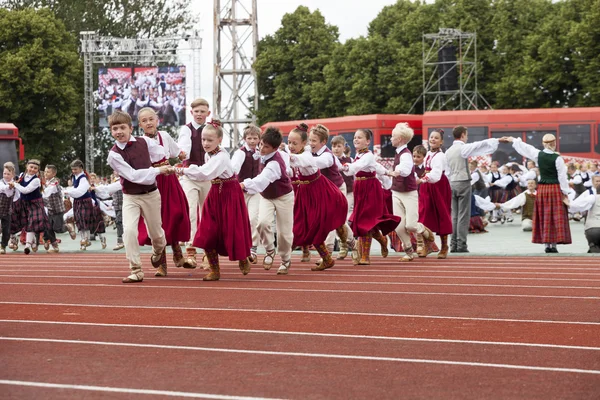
[415,28,491,113]
[80,31,202,172]
[214,0,259,149]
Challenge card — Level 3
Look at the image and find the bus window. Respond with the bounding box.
[380,135,395,158]
[467,127,488,142]
[525,130,555,149]
[491,131,522,165]
[559,124,591,153]
[596,125,600,154]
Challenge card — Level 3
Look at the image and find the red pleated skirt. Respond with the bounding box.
[418,174,452,236]
[292,171,348,247]
[348,172,400,237]
[138,173,191,246]
[489,187,507,203]
[193,176,251,260]
[532,183,571,244]
[469,216,487,233]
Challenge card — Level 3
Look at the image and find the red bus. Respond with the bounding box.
[0,123,25,173]
[264,114,423,167]
[423,108,600,165]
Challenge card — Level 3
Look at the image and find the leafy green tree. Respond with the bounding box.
[0,8,81,167]
[255,6,340,123]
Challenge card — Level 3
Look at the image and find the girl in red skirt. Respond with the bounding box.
[137,107,191,276]
[175,120,252,280]
[507,135,571,252]
[64,160,106,251]
[418,130,453,258]
[341,129,400,265]
[288,123,350,271]
[9,159,50,255]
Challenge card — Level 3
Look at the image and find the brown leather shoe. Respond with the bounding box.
[154,264,167,277]
[437,245,449,259]
[239,259,251,275]
[203,271,220,281]
[151,249,167,269]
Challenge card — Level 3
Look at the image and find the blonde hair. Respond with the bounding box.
[392,122,414,143]
[310,124,329,143]
[191,98,209,109]
[243,124,262,139]
[3,161,15,174]
[542,133,557,151]
[137,107,157,119]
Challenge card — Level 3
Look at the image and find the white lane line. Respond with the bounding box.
[2,319,599,351]
[0,380,280,399]
[1,274,598,290]
[1,282,599,299]
[2,337,599,375]
[2,301,599,326]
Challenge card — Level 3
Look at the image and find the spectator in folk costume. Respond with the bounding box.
[94,171,125,250]
[231,124,262,264]
[505,134,571,253]
[580,163,593,190]
[42,165,66,253]
[9,159,50,255]
[332,136,354,220]
[287,124,350,271]
[63,160,107,251]
[569,175,600,253]
[107,110,170,283]
[568,163,586,198]
[177,98,212,269]
[496,179,537,232]
[136,107,191,277]
[241,127,295,275]
[0,162,17,254]
[417,129,453,259]
[388,123,434,262]
[470,160,488,198]
[175,120,253,281]
[341,129,400,265]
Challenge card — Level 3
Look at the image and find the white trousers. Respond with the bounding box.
[522,218,532,232]
[346,192,354,220]
[392,190,424,249]
[257,191,294,262]
[180,175,211,246]
[244,192,260,248]
[122,190,166,272]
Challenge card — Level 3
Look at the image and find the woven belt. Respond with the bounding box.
[211,176,238,193]
[152,160,170,167]
[292,174,321,185]
[355,176,376,181]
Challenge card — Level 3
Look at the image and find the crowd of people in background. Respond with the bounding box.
[1,98,599,283]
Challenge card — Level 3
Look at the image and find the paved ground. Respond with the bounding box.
[14,216,592,256]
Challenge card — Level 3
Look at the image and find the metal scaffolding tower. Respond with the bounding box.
[416,28,491,113]
[214,0,259,149]
[79,31,202,172]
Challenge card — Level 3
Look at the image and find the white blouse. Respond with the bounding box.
[183,148,234,181]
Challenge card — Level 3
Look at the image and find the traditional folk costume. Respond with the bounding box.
[107,136,167,283]
[487,171,512,223]
[419,150,453,257]
[289,149,349,270]
[569,187,600,253]
[569,170,586,197]
[65,172,106,250]
[178,121,211,267]
[339,155,354,219]
[391,145,435,261]
[243,150,294,275]
[12,172,50,254]
[94,179,124,250]
[42,176,66,252]
[0,178,18,253]
[470,195,496,233]
[180,147,252,281]
[499,189,537,232]
[511,138,571,251]
[345,149,400,265]
[581,171,592,190]
[232,143,261,263]
[137,131,190,273]
[471,168,488,198]
[313,146,354,259]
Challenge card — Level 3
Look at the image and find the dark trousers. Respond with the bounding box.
[585,228,600,253]
[43,212,65,244]
[0,215,10,247]
[450,180,471,251]
[115,208,123,239]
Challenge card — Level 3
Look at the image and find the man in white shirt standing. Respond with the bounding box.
[445,126,505,253]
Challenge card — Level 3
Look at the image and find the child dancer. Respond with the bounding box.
[232,124,262,264]
[176,120,252,280]
[389,123,434,261]
[487,162,511,223]
[332,136,354,219]
[64,160,106,250]
[9,159,50,254]
[137,107,190,276]
[418,129,452,259]
[288,124,350,270]
[107,110,169,283]
[413,145,427,183]
[496,179,537,232]
[341,129,400,265]
[569,175,600,253]
[309,124,354,260]
[241,127,294,275]
[0,162,17,254]
[42,165,65,253]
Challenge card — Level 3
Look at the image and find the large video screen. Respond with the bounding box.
[96,66,186,127]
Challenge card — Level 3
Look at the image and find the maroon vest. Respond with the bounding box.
[259,152,293,200]
[339,156,354,193]
[415,164,426,179]
[186,122,206,166]
[237,147,260,182]
[110,138,157,195]
[314,147,344,188]
[391,147,417,192]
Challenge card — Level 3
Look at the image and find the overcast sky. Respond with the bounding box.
[191,0,399,105]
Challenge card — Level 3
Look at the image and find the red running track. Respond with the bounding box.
[0,253,599,399]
